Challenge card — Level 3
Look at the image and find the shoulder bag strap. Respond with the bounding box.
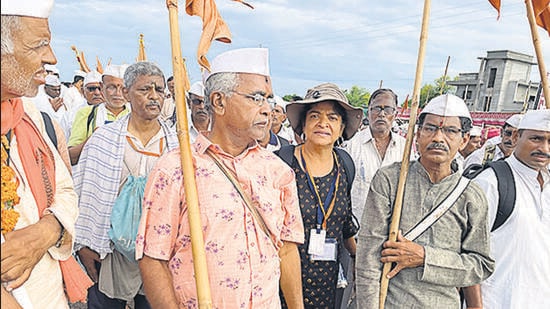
[404,176,471,241]
[205,148,277,249]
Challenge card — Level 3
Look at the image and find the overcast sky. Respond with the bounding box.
[49,0,550,101]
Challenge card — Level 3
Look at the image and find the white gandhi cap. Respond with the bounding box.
[189,81,205,97]
[420,93,472,120]
[1,0,54,18]
[83,71,102,85]
[102,64,129,79]
[470,126,482,137]
[45,75,61,86]
[202,48,270,83]
[505,114,523,128]
[518,110,550,132]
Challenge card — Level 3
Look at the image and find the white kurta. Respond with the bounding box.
[473,154,550,309]
[464,142,506,170]
[341,128,407,220]
[31,91,68,124]
[4,98,79,308]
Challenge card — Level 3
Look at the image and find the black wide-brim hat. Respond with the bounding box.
[286,82,363,140]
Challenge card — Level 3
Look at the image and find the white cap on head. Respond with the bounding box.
[274,95,287,112]
[518,110,550,132]
[45,74,60,86]
[505,114,523,128]
[44,64,59,75]
[102,64,128,79]
[1,0,54,18]
[74,70,87,78]
[83,71,102,85]
[470,126,482,137]
[189,81,205,97]
[202,48,270,83]
[420,94,472,120]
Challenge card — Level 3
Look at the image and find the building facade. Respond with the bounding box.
[449,50,540,112]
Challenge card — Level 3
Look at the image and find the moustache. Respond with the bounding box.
[531,151,550,159]
[503,141,513,146]
[146,101,161,108]
[427,142,449,152]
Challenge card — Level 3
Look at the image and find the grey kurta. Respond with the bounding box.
[356,161,494,309]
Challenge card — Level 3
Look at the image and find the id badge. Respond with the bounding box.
[307,229,326,256]
[311,238,338,261]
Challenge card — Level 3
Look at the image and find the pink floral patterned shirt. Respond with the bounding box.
[136,134,304,308]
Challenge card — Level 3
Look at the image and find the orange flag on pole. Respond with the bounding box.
[185,0,253,71]
[489,0,550,34]
[532,0,550,35]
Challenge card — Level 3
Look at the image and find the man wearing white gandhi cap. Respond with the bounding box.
[356,93,494,308]
[468,109,550,309]
[1,0,89,308]
[137,48,305,308]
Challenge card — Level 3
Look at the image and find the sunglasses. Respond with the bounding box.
[86,86,102,92]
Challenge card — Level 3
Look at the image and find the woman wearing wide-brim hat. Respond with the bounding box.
[276,82,362,309]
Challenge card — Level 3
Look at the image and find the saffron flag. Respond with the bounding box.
[185,0,253,71]
[533,0,550,35]
[96,56,104,74]
[488,0,550,35]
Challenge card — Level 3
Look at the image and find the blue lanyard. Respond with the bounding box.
[300,148,340,230]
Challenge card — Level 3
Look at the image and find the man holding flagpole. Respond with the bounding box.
[137,48,305,309]
[356,94,494,308]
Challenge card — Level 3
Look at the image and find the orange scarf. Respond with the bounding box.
[1,98,92,303]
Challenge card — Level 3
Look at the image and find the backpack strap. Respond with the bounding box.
[86,105,99,136]
[40,112,58,149]
[275,145,296,167]
[489,160,516,232]
[334,147,355,193]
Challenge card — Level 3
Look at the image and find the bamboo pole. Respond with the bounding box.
[440,56,450,95]
[165,1,212,308]
[525,0,550,108]
[378,0,431,308]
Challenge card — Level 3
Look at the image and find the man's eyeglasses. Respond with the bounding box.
[231,91,273,107]
[105,84,123,92]
[86,86,102,92]
[502,129,515,137]
[419,124,463,138]
[369,106,396,114]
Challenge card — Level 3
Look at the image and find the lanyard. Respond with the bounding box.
[125,136,164,157]
[300,148,340,230]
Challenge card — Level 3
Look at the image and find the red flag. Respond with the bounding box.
[185,0,253,71]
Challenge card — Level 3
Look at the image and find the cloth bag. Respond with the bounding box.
[108,175,147,262]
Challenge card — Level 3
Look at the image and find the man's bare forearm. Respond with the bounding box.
[139,255,179,309]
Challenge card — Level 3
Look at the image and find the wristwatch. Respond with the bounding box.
[54,226,66,248]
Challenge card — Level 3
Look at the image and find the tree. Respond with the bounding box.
[344,85,370,109]
[418,75,457,108]
[282,94,302,102]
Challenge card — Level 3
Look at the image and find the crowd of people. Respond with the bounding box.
[2,1,549,309]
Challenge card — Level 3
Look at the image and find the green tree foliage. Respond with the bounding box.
[344,85,370,109]
[418,75,457,108]
[282,94,302,102]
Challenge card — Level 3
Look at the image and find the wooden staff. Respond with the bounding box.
[165,1,212,308]
[525,0,550,108]
[379,0,431,308]
[440,56,450,95]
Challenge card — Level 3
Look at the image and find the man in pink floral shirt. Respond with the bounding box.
[136,48,305,309]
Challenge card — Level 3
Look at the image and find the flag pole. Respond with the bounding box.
[525,0,550,108]
[440,56,450,95]
[379,0,431,308]
[166,1,212,308]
